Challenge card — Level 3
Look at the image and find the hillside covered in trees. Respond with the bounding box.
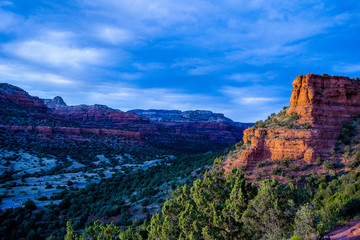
[62,74,360,240]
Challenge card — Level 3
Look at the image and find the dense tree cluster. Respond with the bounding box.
[63,164,360,240]
[0,151,223,239]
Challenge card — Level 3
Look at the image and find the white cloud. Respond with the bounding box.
[226,73,262,82]
[118,72,143,80]
[242,97,278,104]
[85,84,219,111]
[0,1,13,6]
[188,65,219,75]
[226,44,304,65]
[0,8,19,32]
[133,62,164,71]
[0,63,77,86]
[172,58,221,75]
[221,85,289,121]
[334,64,360,73]
[96,26,136,45]
[3,40,105,68]
[221,85,286,104]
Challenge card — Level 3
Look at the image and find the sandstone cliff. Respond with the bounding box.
[223,74,360,173]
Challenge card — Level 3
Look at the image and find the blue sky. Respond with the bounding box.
[0,0,359,122]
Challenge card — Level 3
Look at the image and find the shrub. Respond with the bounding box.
[290,163,299,171]
[301,123,312,130]
[338,123,356,145]
[323,160,334,170]
[315,157,323,165]
[346,158,360,169]
[256,161,265,168]
[271,166,284,176]
[254,120,266,129]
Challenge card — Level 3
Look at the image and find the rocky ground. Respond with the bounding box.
[0,149,172,210]
[326,219,360,240]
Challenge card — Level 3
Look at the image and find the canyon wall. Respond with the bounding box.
[0,83,250,152]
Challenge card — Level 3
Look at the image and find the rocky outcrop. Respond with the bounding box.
[0,83,47,112]
[224,74,360,172]
[42,96,67,109]
[288,74,360,127]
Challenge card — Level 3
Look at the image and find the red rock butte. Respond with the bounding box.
[224,74,360,172]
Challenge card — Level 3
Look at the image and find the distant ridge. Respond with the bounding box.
[0,83,252,152]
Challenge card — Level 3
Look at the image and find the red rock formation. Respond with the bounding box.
[0,83,47,112]
[51,105,148,126]
[0,83,249,152]
[288,74,360,127]
[224,74,360,172]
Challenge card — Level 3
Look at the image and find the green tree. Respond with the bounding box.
[242,179,295,240]
[294,204,319,240]
[65,221,78,240]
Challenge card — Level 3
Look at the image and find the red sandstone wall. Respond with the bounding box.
[224,74,360,172]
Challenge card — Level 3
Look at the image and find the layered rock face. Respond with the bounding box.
[224,74,360,172]
[288,74,360,127]
[0,83,250,152]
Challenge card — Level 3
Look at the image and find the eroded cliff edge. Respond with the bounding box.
[223,74,360,173]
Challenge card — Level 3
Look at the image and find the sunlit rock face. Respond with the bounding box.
[224,74,360,172]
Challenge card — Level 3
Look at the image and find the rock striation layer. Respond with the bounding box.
[224,74,360,172]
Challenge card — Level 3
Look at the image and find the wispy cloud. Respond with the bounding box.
[84,83,218,111]
[172,58,221,75]
[226,73,263,82]
[221,85,289,121]
[96,26,136,45]
[0,63,78,87]
[242,97,278,104]
[3,40,105,68]
[133,62,164,71]
[333,63,360,73]
[117,72,143,81]
[0,7,20,32]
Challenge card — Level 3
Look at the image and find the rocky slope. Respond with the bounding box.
[223,74,360,174]
[0,83,47,112]
[0,83,251,152]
